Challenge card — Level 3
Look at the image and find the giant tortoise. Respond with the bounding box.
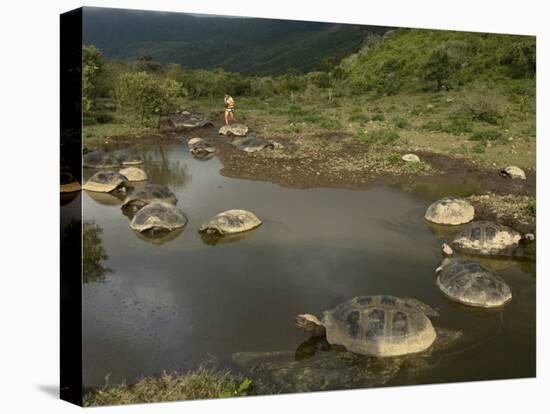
[296,295,438,357]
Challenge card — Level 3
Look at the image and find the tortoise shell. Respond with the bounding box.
[451,221,521,256]
[436,258,512,308]
[322,295,436,357]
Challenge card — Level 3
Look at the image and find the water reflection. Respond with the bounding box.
[424,221,464,241]
[134,227,185,245]
[191,152,216,161]
[200,228,259,246]
[83,220,111,284]
[86,190,126,206]
[142,145,191,188]
[392,179,479,203]
[60,191,80,206]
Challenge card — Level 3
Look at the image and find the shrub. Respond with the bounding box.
[526,201,536,217]
[442,118,473,134]
[421,120,443,132]
[386,152,402,162]
[366,129,400,144]
[348,113,370,123]
[469,128,503,142]
[94,111,115,124]
[462,89,504,124]
[472,142,486,153]
[500,40,536,79]
[391,116,410,128]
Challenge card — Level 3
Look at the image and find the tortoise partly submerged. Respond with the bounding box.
[450,220,523,257]
[435,257,512,308]
[119,167,148,182]
[83,151,121,169]
[424,196,475,225]
[121,184,177,211]
[118,153,143,166]
[296,295,438,357]
[129,201,187,235]
[83,171,129,193]
[188,137,217,157]
[199,209,262,235]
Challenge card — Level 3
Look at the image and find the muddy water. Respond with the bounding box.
[74,144,535,391]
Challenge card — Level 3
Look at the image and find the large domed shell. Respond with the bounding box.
[121,184,177,210]
[199,209,262,235]
[424,196,474,225]
[130,201,187,233]
[219,123,248,137]
[451,221,522,256]
[83,151,121,169]
[188,138,217,155]
[119,167,148,182]
[322,295,437,357]
[83,171,128,193]
[436,258,512,308]
[500,165,526,180]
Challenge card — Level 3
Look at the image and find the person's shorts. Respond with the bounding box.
[225,108,234,113]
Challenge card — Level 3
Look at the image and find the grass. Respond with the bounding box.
[84,122,150,145]
[84,84,536,169]
[84,365,254,406]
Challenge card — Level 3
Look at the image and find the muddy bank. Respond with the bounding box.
[215,135,535,196]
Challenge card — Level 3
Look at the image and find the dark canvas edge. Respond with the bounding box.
[60,7,83,407]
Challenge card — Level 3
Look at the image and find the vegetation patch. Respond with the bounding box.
[468,193,536,231]
[469,128,503,142]
[365,129,400,145]
[84,366,254,406]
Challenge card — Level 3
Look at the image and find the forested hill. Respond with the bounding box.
[82,7,388,75]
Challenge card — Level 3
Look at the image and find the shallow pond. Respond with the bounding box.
[72,144,535,392]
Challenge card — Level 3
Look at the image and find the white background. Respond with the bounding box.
[0,0,548,412]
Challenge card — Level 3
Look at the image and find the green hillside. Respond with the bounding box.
[83,7,386,75]
[339,28,535,94]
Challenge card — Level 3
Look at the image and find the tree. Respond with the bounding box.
[115,71,182,127]
[421,48,452,91]
[82,45,103,112]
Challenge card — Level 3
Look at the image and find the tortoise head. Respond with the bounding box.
[199,223,224,235]
[435,257,453,275]
[295,314,325,337]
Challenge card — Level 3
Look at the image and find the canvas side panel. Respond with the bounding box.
[60,7,83,407]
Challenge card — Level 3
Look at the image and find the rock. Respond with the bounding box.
[500,166,526,180]
[219,123,249,137]
[402,153,420,163]
[441,243,454,256]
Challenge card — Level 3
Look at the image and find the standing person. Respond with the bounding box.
[224,93,236,125]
